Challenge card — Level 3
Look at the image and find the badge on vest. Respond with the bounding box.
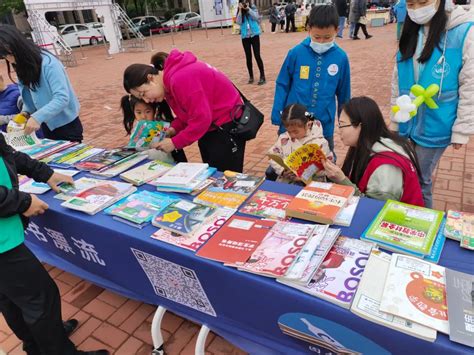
[328,64,339,76]
[300,66,310,80]
[431,61,451,80]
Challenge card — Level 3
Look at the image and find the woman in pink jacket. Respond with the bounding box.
[123,49,246,172]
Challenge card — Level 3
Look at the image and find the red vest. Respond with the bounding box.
[358,151,425,207]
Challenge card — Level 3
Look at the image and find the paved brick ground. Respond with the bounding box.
[1,23,471,354]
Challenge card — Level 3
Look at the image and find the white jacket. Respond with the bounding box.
[391,5,474,144]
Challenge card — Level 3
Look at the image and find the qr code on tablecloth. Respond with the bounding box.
[131,248,216,316]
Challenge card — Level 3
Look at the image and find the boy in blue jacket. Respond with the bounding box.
[271,4,351,153]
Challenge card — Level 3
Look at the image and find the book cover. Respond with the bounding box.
[334,196,360,227]
[21,139,66,158]
[54,177,102,201]
[18,169,79,195]
[445,268,474,347]
[363,200,444,256]
[49,145,96,166]
[238,190,293,221]
[351,250,437,342]
[196,216,276,263]
[120,160,174,186]
[379,254,449,334]
[42,144,87,164]
[74,149,136,171]
[91,153,148,178]
[279,237,374,309]
[238,221,315,278]
[153,163,209,187]
[127,120,170,150]
[4,131,41,150]
[444,210,464,241]
[461,214,474,250]
[61,182,136,215]
[152,199,215,236]
[154,167,216,193]
[194,170,264,209]
[285,182,355,224]
[105,190,178,225]
[151,208,235,251]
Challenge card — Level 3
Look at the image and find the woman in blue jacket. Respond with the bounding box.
[0,26,83,142]
[236,1,266,85]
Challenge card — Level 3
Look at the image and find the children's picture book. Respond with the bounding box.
[127,120,170,150]
[194,170,264,209]
[379,254,449,334]
[278,236,374,309]
[152,199,215,236]
[90,153,147,178]
[153,163,209,187]
[74,148,136,171]
[54,177,102,201]
[61,181,136,215]
[238,221,315,278]
[461,214,474,250]
[350,250,437,342]
[268,143,326,184]
[334,196,360,227]
[445,268,474,347]
[238,190,294,221]
[362,200,444,257]
[4,131,41,151]
[151,208,235,251]
[120,160,174,186]
[105,190,178,226]
[154,168,216,194]
[444,210,464,241]
[196,216,276,263]
[18,169,79,195]
[285,182,355,224]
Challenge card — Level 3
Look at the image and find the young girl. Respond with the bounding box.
[323,97,424,206]
[120,95,187,163]
[268,103,334,184]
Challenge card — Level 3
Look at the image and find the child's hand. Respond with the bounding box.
[23,195,49,217]
[155,138,176,153]
[282,169,297,180]
[47,173,74,193]
[323,160,346,183]
[166,127,176,138]
[24,116,40,135]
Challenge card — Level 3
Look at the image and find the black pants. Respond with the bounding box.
[0,244,77,355]
[41,117,83,142]
[354,23,369,38]
[198,122,246,173]
[286,14,295,32]
[241,36,265,80]
[271,22,277,32]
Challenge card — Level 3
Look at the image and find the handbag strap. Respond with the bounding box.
[232,83,250,104]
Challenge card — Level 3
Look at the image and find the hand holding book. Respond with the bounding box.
[322,160,346,184]
[47,172,74,193]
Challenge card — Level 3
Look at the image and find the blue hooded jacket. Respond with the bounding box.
[0,84,20,116]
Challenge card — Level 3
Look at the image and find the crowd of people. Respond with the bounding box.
[0,0,473,353]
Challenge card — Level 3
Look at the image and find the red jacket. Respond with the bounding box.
[163,50,242,149]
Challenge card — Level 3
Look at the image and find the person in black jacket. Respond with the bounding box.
[0,134,108,355]
[335,0,349,38]
[285,1,297,33]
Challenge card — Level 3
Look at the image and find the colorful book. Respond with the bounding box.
[4,131,41,150]
[18,169,79,194]
[105,191,178,226]
[152,199,215,236]
[150,208,235,251]
[285,182,355,224]
[153,162,209,187]
[127,120,170,150]
[61,181,136,215]
[238,190,293,221]
[120,160,174,186]
[90,153,148,178]
[362,200,444,257]
[444,210,464,241]
[461,214,474,250]
[423,219,446,264]
[42,144,89,165]
[379,254,449,334]
[194,170,264,209]
[74,149,136,171]
[154,168,216,193]
[278,236,374,309]
[445,268,474,347]
[54,177,103,201]
[334,196,360,227]
[268,143,326,184]
[238,221,315,278]
[350,250,437,342]
[196,216,276,263]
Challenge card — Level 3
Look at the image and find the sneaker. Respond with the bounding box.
[258,78,266,86]
[352,36,360,40]
[365,35,373,39]
[63,319,79,337]
[248,77,254,84]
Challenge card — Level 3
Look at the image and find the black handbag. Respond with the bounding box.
[229,85,264,141]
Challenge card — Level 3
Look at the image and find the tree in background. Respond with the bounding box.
[0,0,25,17]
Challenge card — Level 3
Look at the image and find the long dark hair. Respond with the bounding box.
[123,52,168,93]
[0,25,44,89]
[341,97,421,186]
[399,0,448,63]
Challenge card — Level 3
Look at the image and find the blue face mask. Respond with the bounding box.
[310,40,334,54]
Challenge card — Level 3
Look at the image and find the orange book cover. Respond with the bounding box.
[286,182,355,224]
[196,216,276,264]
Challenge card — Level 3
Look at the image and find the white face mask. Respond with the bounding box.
[407,2,438,25]
[310,40,334,55]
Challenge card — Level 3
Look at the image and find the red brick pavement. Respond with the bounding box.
[1,23,471,354]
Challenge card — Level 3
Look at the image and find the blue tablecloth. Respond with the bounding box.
[25,178,473,354]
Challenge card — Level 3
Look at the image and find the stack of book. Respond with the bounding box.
[44,144,104,168]
[238,190,294,221]
[362,200,446,262]
[194,170,264,209]
[54,177,103,201]
[20,139,79,161]
[120,160,174,186]
[61,180,136,215]
[444,210,474,250]
[151,162,215,195]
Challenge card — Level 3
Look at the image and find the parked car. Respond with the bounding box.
[123,16,164,36]
[162,12,201,31]
[59,23,103,47]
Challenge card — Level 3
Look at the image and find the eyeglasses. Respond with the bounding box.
[338,122,353,129]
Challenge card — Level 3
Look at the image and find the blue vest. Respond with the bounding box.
[397,22,473,148]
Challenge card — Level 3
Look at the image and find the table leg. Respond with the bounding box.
[151,306,167,355]
[195,325,210,355]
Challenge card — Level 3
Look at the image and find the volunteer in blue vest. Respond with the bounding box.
[391,0,473,208]
[0,135,108,355]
